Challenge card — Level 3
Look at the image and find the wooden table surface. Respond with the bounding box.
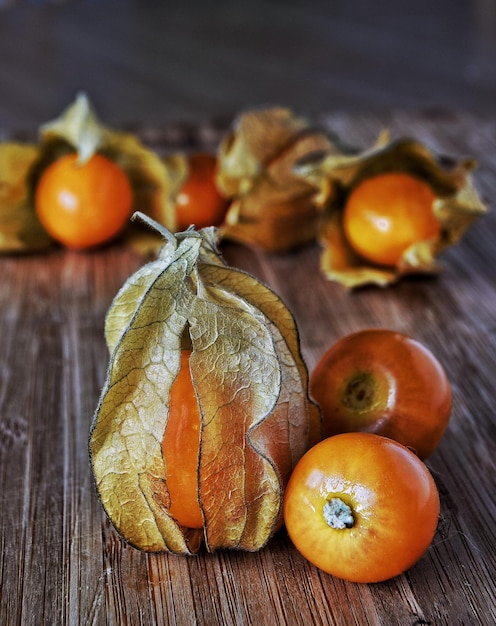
[1,110,495,625]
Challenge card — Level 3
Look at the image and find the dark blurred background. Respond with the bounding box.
[0,0,495,135]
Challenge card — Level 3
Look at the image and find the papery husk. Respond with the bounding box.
[296,134,488,288]
[90,213,317,554]
[216,107,339,252]
[0,143,52,253]
[28,93,177,246]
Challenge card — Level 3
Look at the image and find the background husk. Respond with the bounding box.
[33,94,177,232]
[296,133,488,288]
[0,93,178,254]
[0,142,52,253]
[216,107,339,252]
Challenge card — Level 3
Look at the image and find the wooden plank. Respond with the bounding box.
[1,112,495,625]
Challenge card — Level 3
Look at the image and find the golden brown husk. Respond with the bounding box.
[89,214,317,553]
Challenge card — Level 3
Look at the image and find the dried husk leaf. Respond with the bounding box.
[28,93,177,242]
[90,214,314,554]
[216,107,339,252]
[296,135,488,288]
[0,143,52,253]
[162,152,189,202]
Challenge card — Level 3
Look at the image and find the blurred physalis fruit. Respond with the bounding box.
[35,152,133,250]
[216,107,338,252]
[89,213,319,554]
[30,93,176,247]
[343,172,440,266]
[175,152,230,231]
[296,135,488,288]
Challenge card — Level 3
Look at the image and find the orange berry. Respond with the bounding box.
[35,152,133,250]
[343,173,439,266]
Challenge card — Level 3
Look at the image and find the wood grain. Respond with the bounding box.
[1,111,495,625]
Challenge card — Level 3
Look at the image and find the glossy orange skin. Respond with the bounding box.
[309,329,452,460]
[161,351,203,529]
[35,153,133,250]
[175,152,229,231]
[283,432,440,583]
[343,172,439,266]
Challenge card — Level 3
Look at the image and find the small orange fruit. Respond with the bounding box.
[35,152,133,250]
[343,172,439,266]
[175,152,229,231]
